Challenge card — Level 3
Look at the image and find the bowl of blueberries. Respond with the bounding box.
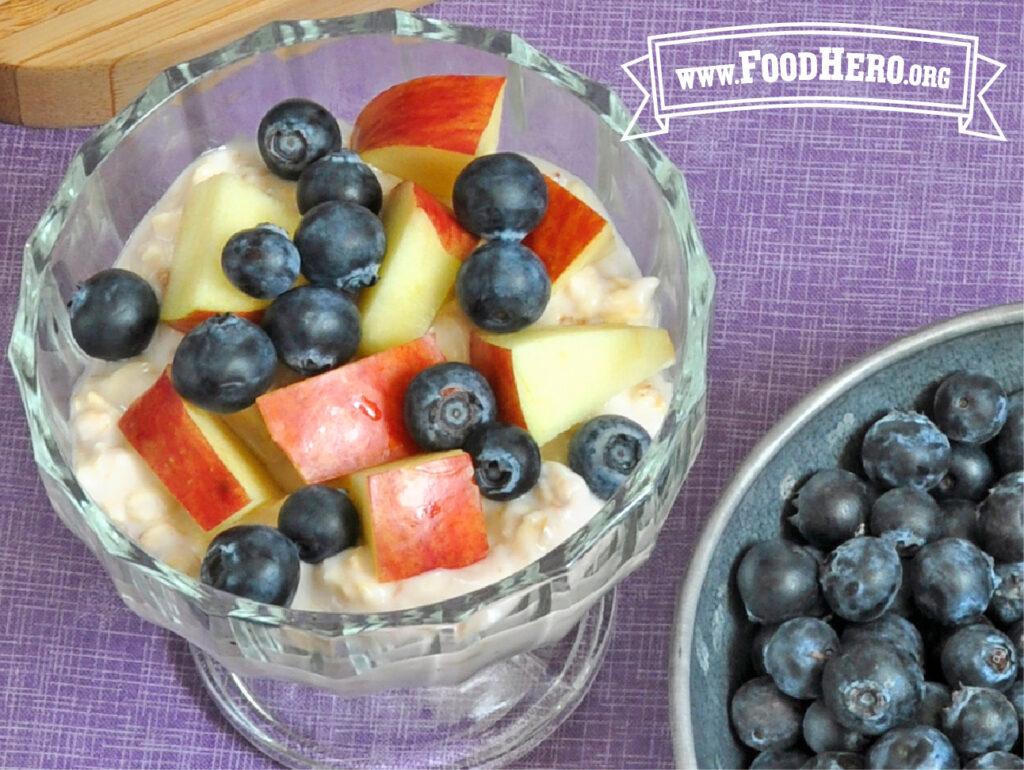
[672,302,1023,770]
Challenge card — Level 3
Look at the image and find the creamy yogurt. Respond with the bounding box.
[70,143,669,612]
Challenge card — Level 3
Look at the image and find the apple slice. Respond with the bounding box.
[220,405,306,493]
[523,175,614,286]
[118,369,282,531]
[470,324,674,445]
[351,75,505,201]
[256,334,447,484]
[358,181,477,355]
[160,173,301,332]
[348,450,488,583]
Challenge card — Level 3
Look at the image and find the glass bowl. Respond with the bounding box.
[9,9,714,766]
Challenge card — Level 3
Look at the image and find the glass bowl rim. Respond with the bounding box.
[9,8,715,634]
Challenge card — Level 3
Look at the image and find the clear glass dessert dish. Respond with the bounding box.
[9,9,714,767]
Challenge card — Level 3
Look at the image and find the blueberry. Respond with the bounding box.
[942,686,1019,759]
[977,472,1024,564]
[933,371,1008,445]
[737,539,822,624]
[730,675,805,751]
[293,200,386,293]
[820,641,923,735]
[917,681,952,729]
[452,152,548,240]
[220,224,300,299]
[995,391,1023,474]
[257,98,341,180]
[801,752,865,769]
[462,421,541,501]
[751,748,813,769]
[866,726,959,769]
[932,442,997,502]
[568,414,652,500]
[296,150,382,215]
[200,525,300,606]
[171,313,276,413]
[909,537,998,626]
[861,410,951,491]
[990,562,1024,626]
[455,240,550,333]
[764,617,840,699]
[802,700,871,754]
[69,268,159,360]
[790,469,872,550]
[403,362,497,451]
[1010,622,1024,663]
[938,498,979,542]
[869,487,942,557]
[277,485,360,564]
[752,624,780,675]
[820,536,902,622]
[941,624,1018,692]
[262,285,360,377]
[840,613,925,670]
[965,751,1024,769]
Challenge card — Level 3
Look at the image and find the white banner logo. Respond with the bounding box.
[622,23,1005,141]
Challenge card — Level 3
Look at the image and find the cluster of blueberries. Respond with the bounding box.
[731,371,1023,769]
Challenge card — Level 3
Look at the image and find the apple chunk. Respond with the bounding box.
[160,173,301,332]
[348,450,488,583]
[470,324,674,445]
[358,181,477,355]
[118,369,282,531]
[256,334,447,484]
[523,175,614,286]
[351,75,505,201]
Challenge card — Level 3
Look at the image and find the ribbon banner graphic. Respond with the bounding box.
[622,23,1005,141]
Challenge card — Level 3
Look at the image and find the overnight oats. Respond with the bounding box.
[68,75,675,614]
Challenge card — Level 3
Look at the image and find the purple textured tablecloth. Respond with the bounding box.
[1,0,1021,767]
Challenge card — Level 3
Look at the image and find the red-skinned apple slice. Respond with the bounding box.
[118,368,282,531]
[256,334,447,484]
[351,75,505,201]
[348,450,488,583]
[470,324,675,445]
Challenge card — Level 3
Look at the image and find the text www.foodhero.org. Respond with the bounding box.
[676,46,952,90]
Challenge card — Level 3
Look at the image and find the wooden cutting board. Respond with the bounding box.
[0,0,429,127]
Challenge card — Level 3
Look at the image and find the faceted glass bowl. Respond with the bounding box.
[9,9,714,696]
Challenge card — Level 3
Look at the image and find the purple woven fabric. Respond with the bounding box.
[1,0,1020,767]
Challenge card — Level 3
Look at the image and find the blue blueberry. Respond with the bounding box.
[942,686,1019,759]
[870,487,942,557]
[463,421,541,501]
[938,498,979,542]
[171,313,276,413]
[200,525,300,606]
[965,751,1024,769]
[790,469,873,550]
[764,617,840,699]
[730,676,805,751]
[257,98,341,180]
[568,414,651,500]
[840,613,924,670]
[221,224,300,299]
[933,371,1008,445]
[990,562,1024,626]
[909,537,998,626]
[455,240,550,333]
[293,200,386,293]
[69,268,159,360]
[262,285,360,377]
[296,150,382,215]
[452,152,548,240]
[977,472,1024,564]
[751,748,813,769]
[403,362,497,451]
[995,391,1023,474]
[933,442,997,502]
[1010,622,1024,663]
[941,624,1018,692]
[737,540,822,624]
[861,410,951,491]
[820,641,923,735]
[820,536,902,622]
[801,752,865,769]
[866,726,959,769]
[752,624,780,676]
[277,485,360,564]
[917,681,952,729]
[1008,675,1023,735]
[802,700,871,754]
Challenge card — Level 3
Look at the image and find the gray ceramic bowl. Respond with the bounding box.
[670,302,1024,769]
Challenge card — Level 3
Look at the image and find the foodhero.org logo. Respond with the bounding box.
[622,23,1004,141]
